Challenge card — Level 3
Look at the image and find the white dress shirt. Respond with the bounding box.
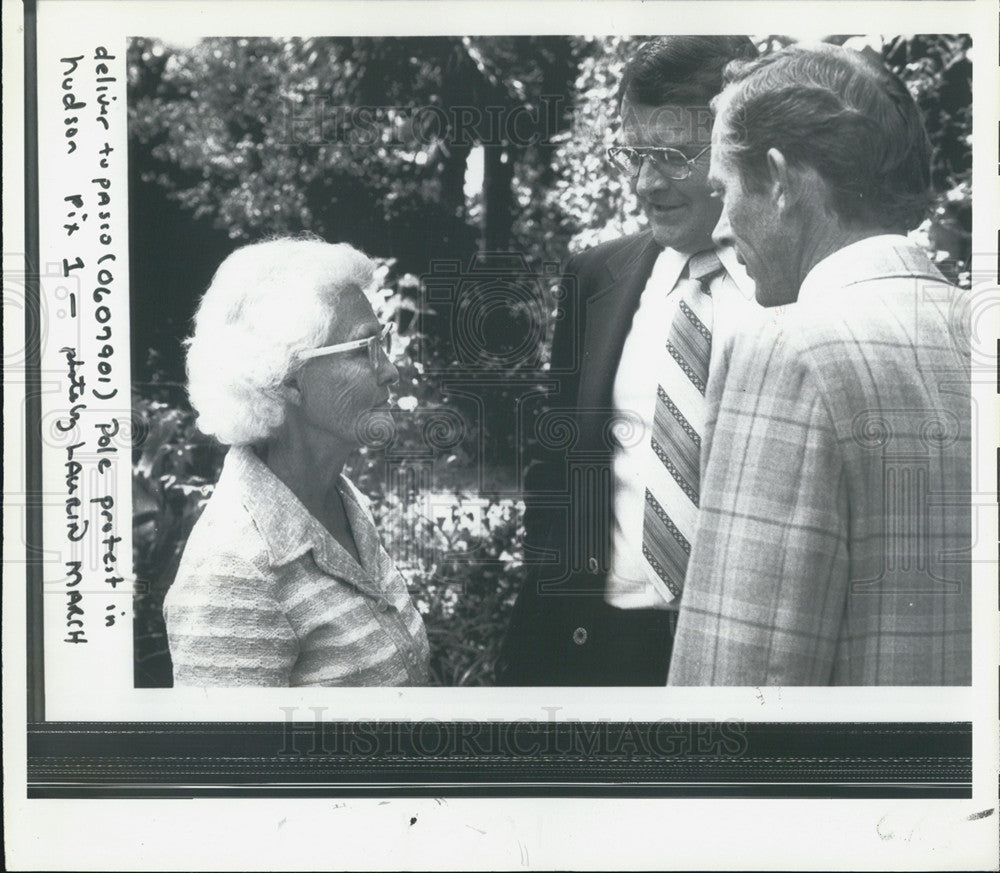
[605,245,756,609]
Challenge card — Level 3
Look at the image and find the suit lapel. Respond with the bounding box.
[577,233,662,423]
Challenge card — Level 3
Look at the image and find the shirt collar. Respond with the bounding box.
[221,445,380,590]
[798,234,927,304]
[653,244,754,301]
[716,245,755,300]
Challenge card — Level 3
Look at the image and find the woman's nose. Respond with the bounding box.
[377,353,399,387]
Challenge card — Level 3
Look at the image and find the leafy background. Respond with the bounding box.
[129,34,972,687]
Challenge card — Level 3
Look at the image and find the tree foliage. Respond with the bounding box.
[884,34,972,281]
[526,35,972,275]
[129,35,973,687]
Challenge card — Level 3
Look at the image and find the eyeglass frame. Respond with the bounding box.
[297,322,394,369]
[607,143,712,180]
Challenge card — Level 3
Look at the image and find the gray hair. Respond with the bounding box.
[186,237,376,445]
[714,42,932,231]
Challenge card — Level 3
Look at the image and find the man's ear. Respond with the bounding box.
[765,147,792,211]
[768,148,826,215]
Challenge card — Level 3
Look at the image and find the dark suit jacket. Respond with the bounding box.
[495,231,676,685]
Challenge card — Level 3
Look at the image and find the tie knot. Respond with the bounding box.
[687,250,723,283]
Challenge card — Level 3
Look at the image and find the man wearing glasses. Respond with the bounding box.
[498,36,759,685]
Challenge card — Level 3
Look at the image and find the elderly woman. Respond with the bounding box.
[163,237,430,686]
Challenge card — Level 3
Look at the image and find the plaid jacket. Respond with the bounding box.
[668,236,971,685]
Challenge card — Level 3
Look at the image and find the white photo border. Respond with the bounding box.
[6,0,999,870]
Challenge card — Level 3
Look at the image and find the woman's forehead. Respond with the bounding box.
[322,284,379,341]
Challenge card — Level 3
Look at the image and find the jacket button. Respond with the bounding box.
[572,627,588,645]
[587,557,599,573]
[375,598,390,613]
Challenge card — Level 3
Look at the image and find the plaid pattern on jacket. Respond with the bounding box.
[668,236,971,685]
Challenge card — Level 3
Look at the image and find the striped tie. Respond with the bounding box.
[641,249,722,603]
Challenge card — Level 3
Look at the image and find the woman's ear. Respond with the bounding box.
[281,375,303,406]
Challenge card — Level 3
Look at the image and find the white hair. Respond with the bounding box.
[185,237,376,445]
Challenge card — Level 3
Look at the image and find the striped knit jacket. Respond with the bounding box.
[163,445,430,686]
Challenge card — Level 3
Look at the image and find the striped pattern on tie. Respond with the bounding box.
[641,249,722,603]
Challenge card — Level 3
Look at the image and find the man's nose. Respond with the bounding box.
[712,206,734,249]
[635,157,670,197]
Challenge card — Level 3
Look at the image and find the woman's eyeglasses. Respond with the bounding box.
[298,322,394,369]
[607,144,711,180]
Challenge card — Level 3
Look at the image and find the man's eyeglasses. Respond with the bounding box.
[298,322,394,369]
[607,144,711,180]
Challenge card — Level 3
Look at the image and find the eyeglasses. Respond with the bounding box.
[607,144,711,180]
[298,322,394,369]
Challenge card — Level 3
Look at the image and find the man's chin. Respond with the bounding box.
[754,283,797,308]
[648,218,713,254]
[650,225,684,250]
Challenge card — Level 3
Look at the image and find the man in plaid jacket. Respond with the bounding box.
[668,43,972,685]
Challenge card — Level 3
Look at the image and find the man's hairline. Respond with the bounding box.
[619,95,721,153]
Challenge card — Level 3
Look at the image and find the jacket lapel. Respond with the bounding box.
[577,233,661,449]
